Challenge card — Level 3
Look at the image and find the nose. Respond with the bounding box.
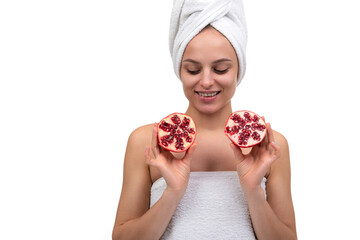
[200,68,214,89]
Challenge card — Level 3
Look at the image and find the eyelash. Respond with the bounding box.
[214,69,229,74]
[187,69,229,75]
[187,70,200,75]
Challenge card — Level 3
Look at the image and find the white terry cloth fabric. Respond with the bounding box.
[150,171,266,240]
[169,0,248,86]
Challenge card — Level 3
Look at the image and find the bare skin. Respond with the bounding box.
[112,26,297,240]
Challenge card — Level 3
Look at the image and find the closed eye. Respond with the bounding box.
[214,69,229,74]
[186,68,229,75]
[187,70,200,75]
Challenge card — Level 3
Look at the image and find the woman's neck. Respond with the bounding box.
[185,103,233,131]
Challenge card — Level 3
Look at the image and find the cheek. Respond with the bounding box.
[219,73,237,88]
[182,82,195,101]
[227,69,238,88]
[181,73,197,88]
[182,81,196,99]
[181,77,194,93]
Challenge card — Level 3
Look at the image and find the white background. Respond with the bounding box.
[1,0,359,239]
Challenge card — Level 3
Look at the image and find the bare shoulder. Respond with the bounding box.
[269,129,290,174]
[121,123,155,189]
[272,129,289,152]
[128,123,154,146]
[113,123,155,227]
[123,123,155,175]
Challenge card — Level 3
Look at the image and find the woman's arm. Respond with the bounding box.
[231,124,297,240]
[112,125,176,240]
[244,132,297,240]
[112,124,195,240]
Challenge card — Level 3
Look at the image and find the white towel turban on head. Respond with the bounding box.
[169,0,248,86]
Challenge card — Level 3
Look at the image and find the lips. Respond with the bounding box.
[195,91,221,97]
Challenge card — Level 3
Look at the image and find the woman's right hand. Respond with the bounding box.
[145,123,197,198]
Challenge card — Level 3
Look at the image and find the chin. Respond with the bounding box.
[194,104,223,115]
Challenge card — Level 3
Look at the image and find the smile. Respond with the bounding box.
[195,91,221,97]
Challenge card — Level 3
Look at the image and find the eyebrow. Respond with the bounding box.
[182,58,233,64]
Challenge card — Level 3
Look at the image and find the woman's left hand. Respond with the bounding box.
[230,122,281,193]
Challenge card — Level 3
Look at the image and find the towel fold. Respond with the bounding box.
[169,0,248,86]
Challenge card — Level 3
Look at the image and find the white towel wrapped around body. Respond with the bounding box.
[169,0,248,86]
[150,171,266,239]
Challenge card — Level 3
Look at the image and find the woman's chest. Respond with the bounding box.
[189,136,237,171]
[149,131,252,182]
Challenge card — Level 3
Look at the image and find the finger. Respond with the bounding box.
[271,141,280,152]
[250,144,260,157]
[185,143,197,156]
[270,141,281,160]
[151,122,160,157]
[145,145,156,167]
[230,143,245,161]
[183,143,197,165]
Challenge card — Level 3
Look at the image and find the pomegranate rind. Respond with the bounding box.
[224,110,267,148]
[157,113,197,153]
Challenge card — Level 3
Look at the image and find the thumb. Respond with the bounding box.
[230,142,245,161]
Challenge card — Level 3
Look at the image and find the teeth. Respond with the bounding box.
[198,92,219,97]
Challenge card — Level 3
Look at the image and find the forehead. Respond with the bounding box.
[183,26,237,62]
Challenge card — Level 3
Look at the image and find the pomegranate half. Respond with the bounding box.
[225,110,267,148]
[157,113,197,152]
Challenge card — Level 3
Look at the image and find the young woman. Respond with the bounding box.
[113,1,296,239]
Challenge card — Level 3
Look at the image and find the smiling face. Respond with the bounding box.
[180,26,239,115]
